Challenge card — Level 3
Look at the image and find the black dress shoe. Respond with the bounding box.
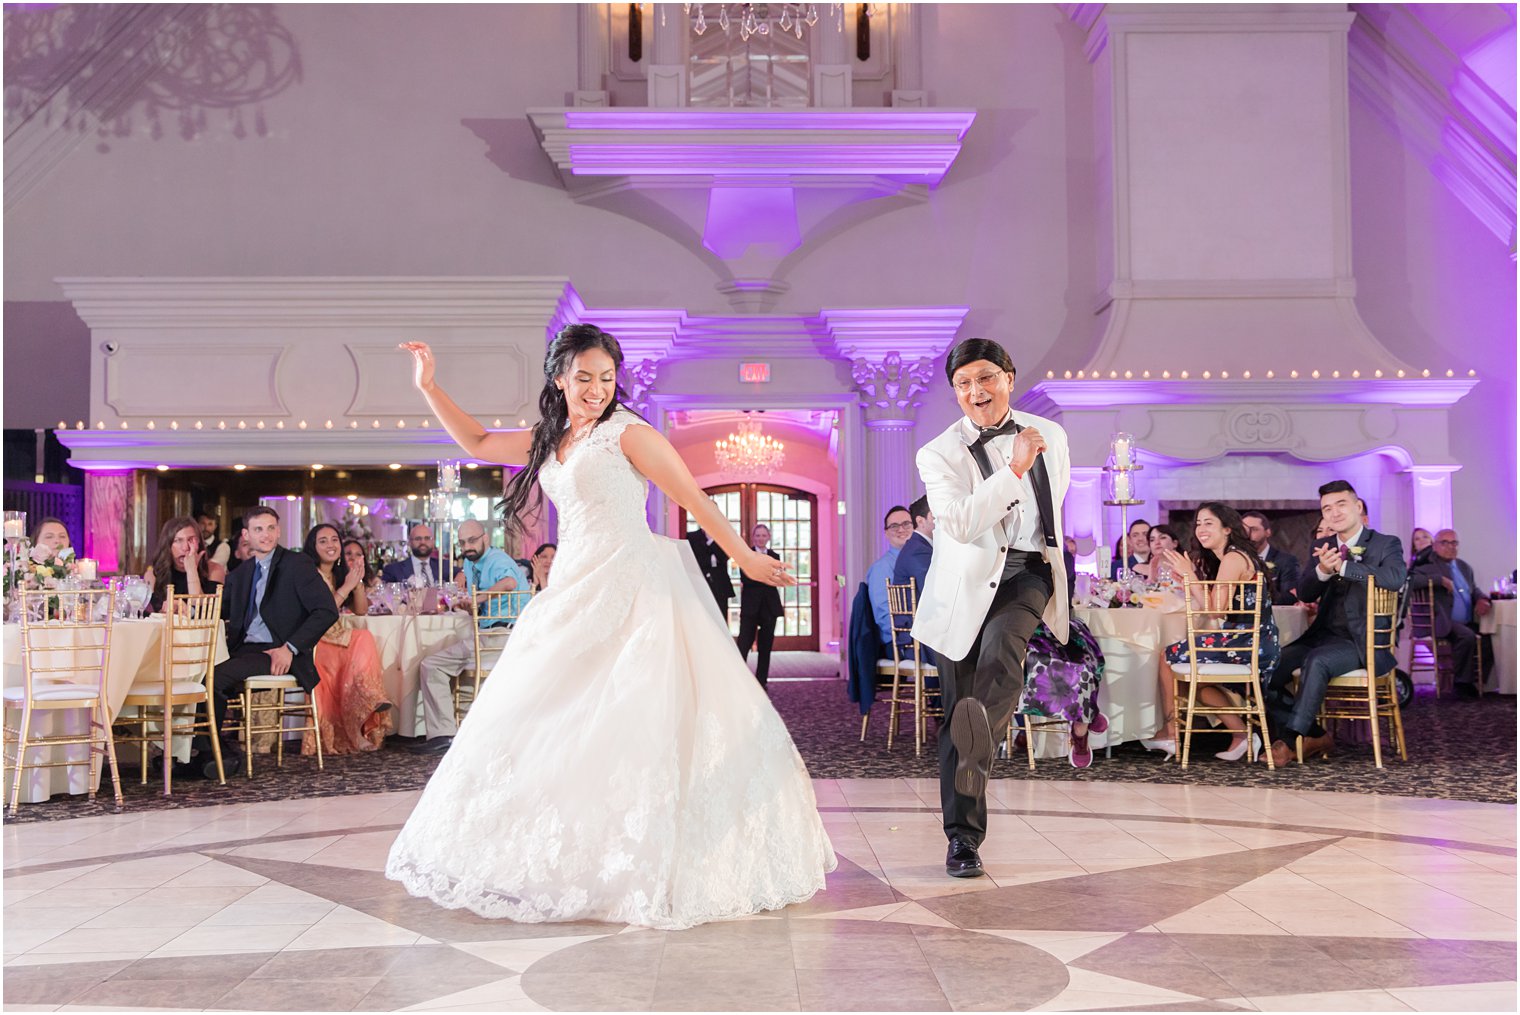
[206,752,242,780]
[949,697,994,798]
[171,760,207,782]
[945,836,985,878]
[413,736,453,755]
[1455,683,1480,700]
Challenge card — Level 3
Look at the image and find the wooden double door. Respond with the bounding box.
[681,483,819,651]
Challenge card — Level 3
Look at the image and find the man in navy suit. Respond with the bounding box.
[891,494,936,665]
[190,506,337,778]
[381,523,444,585]
[1242,510,1302,605]
[1263,480,1406,766]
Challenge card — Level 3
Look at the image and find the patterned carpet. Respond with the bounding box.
[3,679,1513,824]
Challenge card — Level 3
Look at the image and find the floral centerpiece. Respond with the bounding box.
[4,544,76,598]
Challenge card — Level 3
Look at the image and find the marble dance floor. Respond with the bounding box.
[2,779,1515,1012]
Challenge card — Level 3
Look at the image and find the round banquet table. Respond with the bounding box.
[348,612,474,737]
[1041,604,1310,757]
[2,615,228,803]
[1479,598,1516,695]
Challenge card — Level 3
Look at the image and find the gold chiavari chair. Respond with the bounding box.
[117,590,226,794]
[1175,575,1272,769]
[454,590,532,723]
[1315,581,1405,767]
[870,580,941,756]
[1405,580,1453,697]
[3,589,123,816]
[226,676,323,778]
[1005,712,1072,772]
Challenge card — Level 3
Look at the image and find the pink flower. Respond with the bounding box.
[29,545,50,564]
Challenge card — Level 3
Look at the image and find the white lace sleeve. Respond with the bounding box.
[590,407,652,448]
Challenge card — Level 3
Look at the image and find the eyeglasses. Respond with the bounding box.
[952,370,1008,395]
[885,521,914,532]
[1436,539,1459,546]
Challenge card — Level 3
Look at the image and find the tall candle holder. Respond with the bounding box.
[3,510,29,614]
[1102,433,1145,583]
[426,486,460,601]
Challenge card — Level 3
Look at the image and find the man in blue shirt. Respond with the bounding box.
[866,505,913,649]
[892,494,936,666]
[415,519,528,753]
[1411,528,1491,697]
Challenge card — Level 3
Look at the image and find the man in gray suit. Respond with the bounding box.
[1411,528,1491,697]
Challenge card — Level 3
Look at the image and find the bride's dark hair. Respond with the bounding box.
[498,324,630,542]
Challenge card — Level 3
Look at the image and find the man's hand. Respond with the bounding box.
[1009,426,1047,477]
[264,645,293,676]
[1313,543,1343,575]
[1440,576,1455,593]
[1477,598,1492,618]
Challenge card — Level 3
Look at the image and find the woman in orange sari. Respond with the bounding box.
[302,524,393,754]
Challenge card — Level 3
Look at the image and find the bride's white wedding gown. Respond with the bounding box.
[385,409,836,929]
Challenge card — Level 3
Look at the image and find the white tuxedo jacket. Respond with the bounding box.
[911,410,1071,661]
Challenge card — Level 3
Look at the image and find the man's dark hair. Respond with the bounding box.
[1128,517,1151,532]
[883,505,910,529]
[1240,510,1272,532]
[909,495,931,526]
[196,510,216,522]
[944,338,1015,385]
[1319,480,1357,499]
[245,506,279,524]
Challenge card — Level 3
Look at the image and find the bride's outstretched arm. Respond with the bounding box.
[622,425,797,588]
[400,342,533,466]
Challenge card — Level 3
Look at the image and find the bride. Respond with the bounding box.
[385,325,836,930]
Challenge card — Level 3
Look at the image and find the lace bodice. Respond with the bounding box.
[538,409,654,564]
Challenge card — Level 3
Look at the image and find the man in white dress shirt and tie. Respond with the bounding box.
[913,338,1071,878]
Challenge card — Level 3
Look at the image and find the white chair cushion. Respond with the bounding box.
[878,659,937,675]
[244,675,297,689]
[126,680,209,698]
[1328,669,1371,686]
[4,684,99,702]
[1192,663,1254,677]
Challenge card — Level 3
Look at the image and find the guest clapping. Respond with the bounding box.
[145,516,219,613]
[1110,518,1151,578]
[303,524,392,754]
[342,539,381,591]
[1157,503,1280,762]
[529,542,557,593]
[1133,524,1179,584]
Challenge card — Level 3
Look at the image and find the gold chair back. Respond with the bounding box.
[454,590,533,723]
[1319,580,1406,767]
[1176,575,1272,768]
[874,580,941,756]
[1405,580,1451,696]
[5,588,123,814]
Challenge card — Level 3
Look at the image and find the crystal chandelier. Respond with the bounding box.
[715,415,785,476]
[682,4,879,42]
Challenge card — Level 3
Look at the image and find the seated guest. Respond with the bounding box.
[413,519,527,754]
[867,505,914,651]
[342,538,382,591]
[1241,510,1301,605]
[381,523,444,584]
[1109,518,1152,578]
[892,495,937,667]
[1063,536,1077,591]
[528,541,557,592]
[1020,618,1108,768]
[144,516,219,612]
[1409,527,1433,566]
[30,517,71,553]
[737,524,784,686]
[186,506,337,779]
[1262,481,1406,767]
[302,524,392,754]
[1157,503,1280,762]
[1133,524,1180,584]
[1410,529,1491,697]
[225,518,253,574]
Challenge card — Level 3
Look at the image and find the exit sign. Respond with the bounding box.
[739,362,771,383]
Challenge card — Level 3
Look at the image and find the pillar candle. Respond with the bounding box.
[1113,471,1133,501]
[3,519,24,539]
[1113,436,1132,468]
[77,558,98,580]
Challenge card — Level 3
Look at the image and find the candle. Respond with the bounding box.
[3,519,24,539]
[1113,436,1132,468]
[77,558,97,580]
[1113,471,1133,501]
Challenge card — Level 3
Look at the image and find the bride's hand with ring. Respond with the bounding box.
[740,550,796,588]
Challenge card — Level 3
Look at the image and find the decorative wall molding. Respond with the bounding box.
[104,343,289,419]
[1348,5,1516,247]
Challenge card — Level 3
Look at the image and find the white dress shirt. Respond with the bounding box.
[958,412,1043,553]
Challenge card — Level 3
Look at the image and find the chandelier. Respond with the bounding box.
[715,415,785,476]
[681,4,879,42]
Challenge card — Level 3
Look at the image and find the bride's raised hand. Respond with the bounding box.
[740,549,797,588]
[399,342,437,393]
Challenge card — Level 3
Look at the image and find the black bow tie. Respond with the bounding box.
[973,419,1021,446]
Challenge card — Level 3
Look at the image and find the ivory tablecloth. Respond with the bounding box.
[2,616,228,803]
[348,612,474,737]
[1479,599,1516,695]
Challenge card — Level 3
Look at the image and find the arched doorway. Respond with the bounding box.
[682,482,819,651]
